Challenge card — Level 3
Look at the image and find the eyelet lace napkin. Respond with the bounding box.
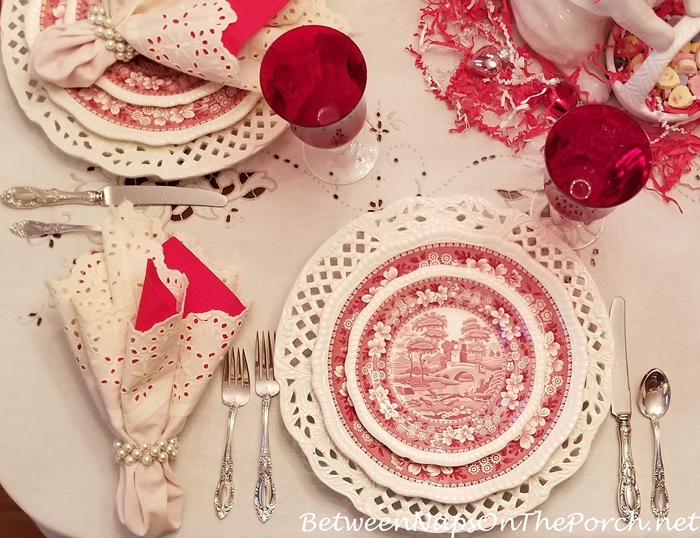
[48,202,248,538]
[28,0,350,90]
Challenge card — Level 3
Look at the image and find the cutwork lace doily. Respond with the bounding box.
[1,0,287,179]
[275,195,613,529]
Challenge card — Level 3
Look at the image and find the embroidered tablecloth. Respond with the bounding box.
[0,1,699,537]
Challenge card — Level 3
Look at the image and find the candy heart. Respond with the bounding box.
[630,53,645,72]
[657,66,680,90]
[668,85,693,108]
[688,75,700,95]
[671,52,694,68]
[675,59,698,77]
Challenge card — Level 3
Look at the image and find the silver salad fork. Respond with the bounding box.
[254,331,280,523]
[214,348,250,519]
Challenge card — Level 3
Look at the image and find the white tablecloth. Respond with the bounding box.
[1,1,700,537]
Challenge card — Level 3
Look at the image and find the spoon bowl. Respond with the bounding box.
[638,368,671,521]
[638,368,671,420]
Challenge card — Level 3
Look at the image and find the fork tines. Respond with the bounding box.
[222,348,231,386]
[221,348,250,406]
[222,348,247,388]
[233,348,249,387]
[255,331,276,381]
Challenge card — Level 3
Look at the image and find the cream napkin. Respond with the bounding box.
[48,202,248,537]
[29,0,350,91]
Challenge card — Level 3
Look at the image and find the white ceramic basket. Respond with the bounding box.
[606,16,700,124]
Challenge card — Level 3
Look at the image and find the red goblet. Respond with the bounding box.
[260,25,379,185]
[541,104,652,247]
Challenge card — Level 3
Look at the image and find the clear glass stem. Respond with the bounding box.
[529,193,606,250]
[301,119,379,186]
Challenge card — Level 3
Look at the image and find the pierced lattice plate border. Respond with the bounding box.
[275,195,613,530]
[1,0,288,180]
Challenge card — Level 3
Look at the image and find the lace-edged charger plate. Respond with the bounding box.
[343,263,548,467]
[276,196,613,528]
[2,0,288,179]
[310,225,588,504]
[26,0,261,146]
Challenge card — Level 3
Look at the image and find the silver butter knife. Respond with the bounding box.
[610,297,641,522]
[1,185,227,208]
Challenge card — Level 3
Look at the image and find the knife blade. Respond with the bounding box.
[610,296,641,522]
[1,186,227,208]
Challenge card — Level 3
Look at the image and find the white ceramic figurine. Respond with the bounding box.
[509,0,700,103]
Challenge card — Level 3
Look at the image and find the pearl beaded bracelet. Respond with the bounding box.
[113,438,178,466]
[87,5,137,62]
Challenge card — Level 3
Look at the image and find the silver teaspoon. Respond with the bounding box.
[10,221,102,239]
[638,368,671,521]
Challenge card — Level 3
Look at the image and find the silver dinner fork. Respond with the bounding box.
[254,331,279,523]
[10,220,103,238]
[214,348,250,520]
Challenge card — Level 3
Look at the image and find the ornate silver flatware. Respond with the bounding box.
[638,368,671,521]
[610,297,641,522]
[214,349,250,520]
[10,220,102,239]
[254,331,279,523]
[2,185,227,208]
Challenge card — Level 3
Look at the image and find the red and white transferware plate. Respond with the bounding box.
[5,0,288,180]
[345,264,547,467]
[60,0,222,107]
[91,56,223,108]
[25,0,260,145]
[310,229,588,504]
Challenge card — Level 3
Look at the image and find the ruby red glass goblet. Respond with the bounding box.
[260,25,379,185]
[540,104,652,248]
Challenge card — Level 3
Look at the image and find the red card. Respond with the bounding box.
[222,0,289,55]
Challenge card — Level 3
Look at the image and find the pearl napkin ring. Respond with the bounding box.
[87,5,137,62]
[113,438,178,466]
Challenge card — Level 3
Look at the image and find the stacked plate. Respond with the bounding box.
[276,196,614,529]
[1,0,288,179]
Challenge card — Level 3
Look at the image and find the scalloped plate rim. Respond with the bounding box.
[345,263,549,467]
[43,83,262,146]
[307,222,590,504]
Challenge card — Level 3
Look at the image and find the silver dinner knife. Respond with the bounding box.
[1,185,227,208]
[610,296,641,522]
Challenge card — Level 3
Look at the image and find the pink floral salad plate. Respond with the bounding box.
[345,264,547,467]
[310,229,588,504]
[25,0,222,107]
[25,0,260,146]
